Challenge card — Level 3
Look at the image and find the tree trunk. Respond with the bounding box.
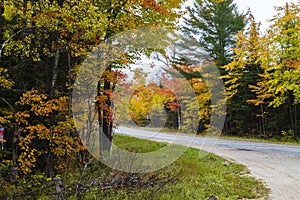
[97,70,116,157]
[102,80,113,152]
[65,51,72,172]
[54,177,66,200]
[51,48,60,96]
[288,94,295,138]
[10,0,28,179]
[46,47,60,178]
[260,104,266,136]
[11,125,19,179]
[294,104,297,139]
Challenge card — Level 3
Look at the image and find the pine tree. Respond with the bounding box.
[222,14,265,136]
[181,0,245,69]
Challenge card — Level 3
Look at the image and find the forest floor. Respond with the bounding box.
[117,126,300,200]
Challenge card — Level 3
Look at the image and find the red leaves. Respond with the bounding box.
[103,89,113,96]
[166,101,180,112]
[284,59,299,69]
[141,0,165,14]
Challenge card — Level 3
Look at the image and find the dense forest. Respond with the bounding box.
[0,0,299,198]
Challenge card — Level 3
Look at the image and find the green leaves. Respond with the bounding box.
[253,2,300,107]
[182,0,245,67]
[222,2,300,136]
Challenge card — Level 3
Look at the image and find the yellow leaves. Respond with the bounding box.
[0,67,14,89]
[26,124,50,138]
[3,1,22,21]
[18,149,37,174]
[191,78,209,94]
[0,113,12,126]
[15,89,86,174]
[17,90,69,118]
[16,111,30,126]
[17,90,47,106]
[18,135,37,174]
[0,116,8,125]
[0,159,11,168]
[246,2,300,107]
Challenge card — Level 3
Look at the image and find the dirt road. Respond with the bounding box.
[116,127,300,200]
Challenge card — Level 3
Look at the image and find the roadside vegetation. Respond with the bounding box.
[133,126,300,145]
[0,135,269,199]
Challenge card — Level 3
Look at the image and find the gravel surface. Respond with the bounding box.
[116,127,300,200]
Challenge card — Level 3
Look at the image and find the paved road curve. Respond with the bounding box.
[116,127,300,200]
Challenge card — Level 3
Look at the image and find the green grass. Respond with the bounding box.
[131,126,300,146]
[219,135,300,146]
[113,134,168,152]
[0,134,269,200]
[109,134,269,200]
[127,126,179,134]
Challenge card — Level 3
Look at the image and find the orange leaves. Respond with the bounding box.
[18,134,37,174]
[284,59,299,69]
[141,0,165,14]
[17,123,46,174]
[16,89,85,174]
[17,90,69,119]
[17,90,47,105]
[129,83,179,125]
[18,148,37,174]
[166,101,180,112]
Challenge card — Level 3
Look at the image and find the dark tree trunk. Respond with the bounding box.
[46,46,60,178]
[294,104,297,139]
[260,104,266,136]
[97,69,116,157]
[288,93,295,139]
[0,0,4,43]
[11,125,19,179]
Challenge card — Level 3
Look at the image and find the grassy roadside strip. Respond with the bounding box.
[219,135,300,146]
[110,134,269,200]
[131,126,300,146]
[0,134,268,199]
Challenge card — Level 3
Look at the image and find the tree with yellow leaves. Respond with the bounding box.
[249,2,300,138]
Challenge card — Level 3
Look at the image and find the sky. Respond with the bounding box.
[183,0,299,33]
[128,0,300,81]
[234,0,299,32]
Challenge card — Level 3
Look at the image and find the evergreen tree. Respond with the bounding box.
[222,14,264,136]
[181,0,245,69]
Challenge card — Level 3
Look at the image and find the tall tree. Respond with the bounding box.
[181,0,245,69]
[94,0,183,154]
[249,2,300,139]
[222,14,265,136]
[0,0,184,177]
